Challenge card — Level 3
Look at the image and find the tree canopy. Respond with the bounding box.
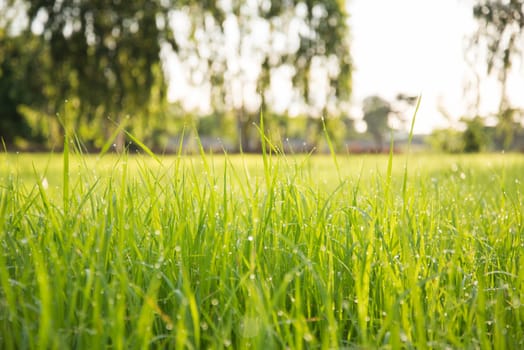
[169,0,352,151]
[473,0,524,90]
[471,0,524,149]
[0,0,352,152]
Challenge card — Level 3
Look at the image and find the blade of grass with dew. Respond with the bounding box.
[99,121,126,157]
[124,129,162,164]
[384,130,395,204]
[402,95,421,207]
[63,126,70,213]
[258,111,271,191]
[322,116,341,181]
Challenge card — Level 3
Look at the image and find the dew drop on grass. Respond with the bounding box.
[166,323,173,331]
[400,332,408,342]
[303,333,313,342]
[247,236,253,242]
[211,298,219,306]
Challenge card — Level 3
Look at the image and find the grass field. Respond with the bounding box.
[0,149,523,349]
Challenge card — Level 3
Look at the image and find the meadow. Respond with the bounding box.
[0,148,523,349]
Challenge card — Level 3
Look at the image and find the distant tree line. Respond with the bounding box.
[0,0,351,153]
[0,0,523,153]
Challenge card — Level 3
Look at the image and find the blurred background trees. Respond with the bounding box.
[0,0,523,153]
[0,0,352,153]
[467,0,524,151]
[0,30,47,145]
[428,0,524,153]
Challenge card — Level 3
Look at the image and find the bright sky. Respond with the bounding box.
[349,0,524,133]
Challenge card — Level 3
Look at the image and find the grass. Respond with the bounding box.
[0,148,523,349]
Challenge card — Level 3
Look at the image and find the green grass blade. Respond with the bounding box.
[124,130,162,164]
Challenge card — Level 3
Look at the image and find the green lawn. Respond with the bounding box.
[1,151,523,349]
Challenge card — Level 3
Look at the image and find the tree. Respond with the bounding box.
[0,29,49,146]
[15,0,181,150]
[362,96,391,151]
[471,0,524,147]
[462,116,489,152]
[3,0,352,152]
[361,94,417,152]
[289,0,352,151]
[428,128,464,153]
[174,0,352,152]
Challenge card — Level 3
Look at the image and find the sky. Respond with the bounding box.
[348,0,524,133]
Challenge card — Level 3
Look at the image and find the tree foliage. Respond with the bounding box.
[472,0,524,145]
[361,94,416,151]
[473,0,524,82]
[173,0,352,152]
[0,29,51,145]
[21,0,182,149]
[462,116,489,153]
[1,0,352,151]
[362,96,391,151]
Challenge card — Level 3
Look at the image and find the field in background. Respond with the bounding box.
[1,152,523,348]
